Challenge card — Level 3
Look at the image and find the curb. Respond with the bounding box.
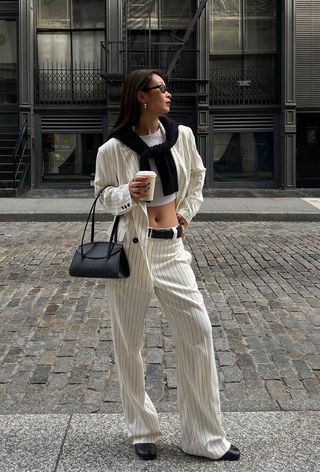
[1,212,320,222]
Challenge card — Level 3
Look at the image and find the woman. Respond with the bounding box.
[94,69,240,462]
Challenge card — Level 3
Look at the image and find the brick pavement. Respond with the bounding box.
[0,221,319,414]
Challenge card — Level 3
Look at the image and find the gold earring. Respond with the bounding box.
[144,103,147,110]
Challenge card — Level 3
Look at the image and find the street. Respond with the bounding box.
[1,220,319,415]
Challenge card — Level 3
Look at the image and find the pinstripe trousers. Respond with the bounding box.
[107,232,231,459]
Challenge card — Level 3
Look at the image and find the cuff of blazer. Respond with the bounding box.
[175,207,194,225]
[99,183,137,215]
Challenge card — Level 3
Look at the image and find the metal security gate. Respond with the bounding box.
[296,0,320,109]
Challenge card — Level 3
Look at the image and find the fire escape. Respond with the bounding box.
[100,0,209,112]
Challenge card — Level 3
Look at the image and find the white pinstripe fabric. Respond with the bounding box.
[107,235,231,459]
[95,123,231,459]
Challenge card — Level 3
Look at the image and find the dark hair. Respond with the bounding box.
[109,69,167,136]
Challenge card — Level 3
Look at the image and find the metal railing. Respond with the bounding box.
[13,117,30,192]
[209,66,280,107]
[127,45,198,79]
[100,40,198,80]
[36,65,107,105]
[100,39,200,105]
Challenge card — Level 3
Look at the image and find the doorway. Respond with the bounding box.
[296,113,320,188]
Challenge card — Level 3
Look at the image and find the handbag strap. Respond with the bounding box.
[80,188,121,259]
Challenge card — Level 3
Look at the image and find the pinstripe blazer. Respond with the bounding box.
[94,121,206,256]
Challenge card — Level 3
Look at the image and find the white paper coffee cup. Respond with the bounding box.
[135,170,157,201]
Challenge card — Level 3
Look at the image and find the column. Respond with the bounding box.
[105,0,124,131]
[281,0,296,188]
[196,0,210,179]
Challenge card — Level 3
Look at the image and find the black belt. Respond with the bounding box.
[148,225,183,239]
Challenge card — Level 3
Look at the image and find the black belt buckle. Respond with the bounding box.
[148,228,173,239]
[148,225,182,239]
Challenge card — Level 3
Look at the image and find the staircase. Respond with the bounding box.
[0,122,30,197]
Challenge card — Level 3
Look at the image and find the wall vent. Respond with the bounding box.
[213,114,274,132]
[0,1,18,16]
[40,115,104,133]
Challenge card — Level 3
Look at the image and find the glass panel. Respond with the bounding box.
[161,0,192,17]
[210,0,277,54]
[72,32,105,102]
[43,134,77,175]
[127,0,158,29]
[245,0,275,17]
[160,0,193,28]
[72,31,104,67]
[209,0,241,54]
[72,0,105,28]
[43,133,102,179]
[38,33,71,67]
[245,19,276,52]
[244,0,276,52]
[213,132,274,181]
[0,20,17,103]
[37,0,70,28]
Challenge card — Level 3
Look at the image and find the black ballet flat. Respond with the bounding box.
[134,443,157,460]
[218,445,240,461]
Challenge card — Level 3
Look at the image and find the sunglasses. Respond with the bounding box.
[141,84,169,93]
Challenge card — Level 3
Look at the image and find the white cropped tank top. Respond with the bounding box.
[138,128,176,207]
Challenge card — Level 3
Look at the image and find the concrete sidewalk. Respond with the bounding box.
[0,196,320,221]
[1,411,319,472]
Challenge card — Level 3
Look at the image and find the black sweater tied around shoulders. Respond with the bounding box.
[110,116,179,196]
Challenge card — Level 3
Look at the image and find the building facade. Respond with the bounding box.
[0,0,319,195]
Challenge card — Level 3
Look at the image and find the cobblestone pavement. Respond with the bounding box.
[0,221,320,414]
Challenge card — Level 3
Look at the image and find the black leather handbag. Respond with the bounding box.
[69,190,130,279]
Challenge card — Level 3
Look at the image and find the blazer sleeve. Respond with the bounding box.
[94,141,137,215]
[176,127,206,224]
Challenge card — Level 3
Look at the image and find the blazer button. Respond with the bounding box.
[132,237,139,243]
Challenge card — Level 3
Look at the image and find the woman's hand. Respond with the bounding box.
[129,176,150,203]
[176,213,188,238]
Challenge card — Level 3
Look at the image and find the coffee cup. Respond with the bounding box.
[135,170,157,201]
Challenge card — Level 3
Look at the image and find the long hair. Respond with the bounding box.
[109,69,167,136]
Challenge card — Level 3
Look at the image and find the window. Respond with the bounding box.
[36,0,105,104]
[244,0,277,53]
[72,0,105,28]
[37,31,103,67]
[210,0,241,54]
[209,0,279,106]
[38,33,71,66]
[42,133,102,179]
[127,0,193,29]
[209,0,277,55]
[37,0,104,28]
[0,20,17,104]
[37,0,105,67]
[126,1,195,74]
[213,132,274,181]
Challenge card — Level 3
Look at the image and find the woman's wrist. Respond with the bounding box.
[176,213,188,238]
[176,213,188,227]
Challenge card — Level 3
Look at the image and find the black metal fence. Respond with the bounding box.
[210,66,280,107]
[36,65,107,105]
